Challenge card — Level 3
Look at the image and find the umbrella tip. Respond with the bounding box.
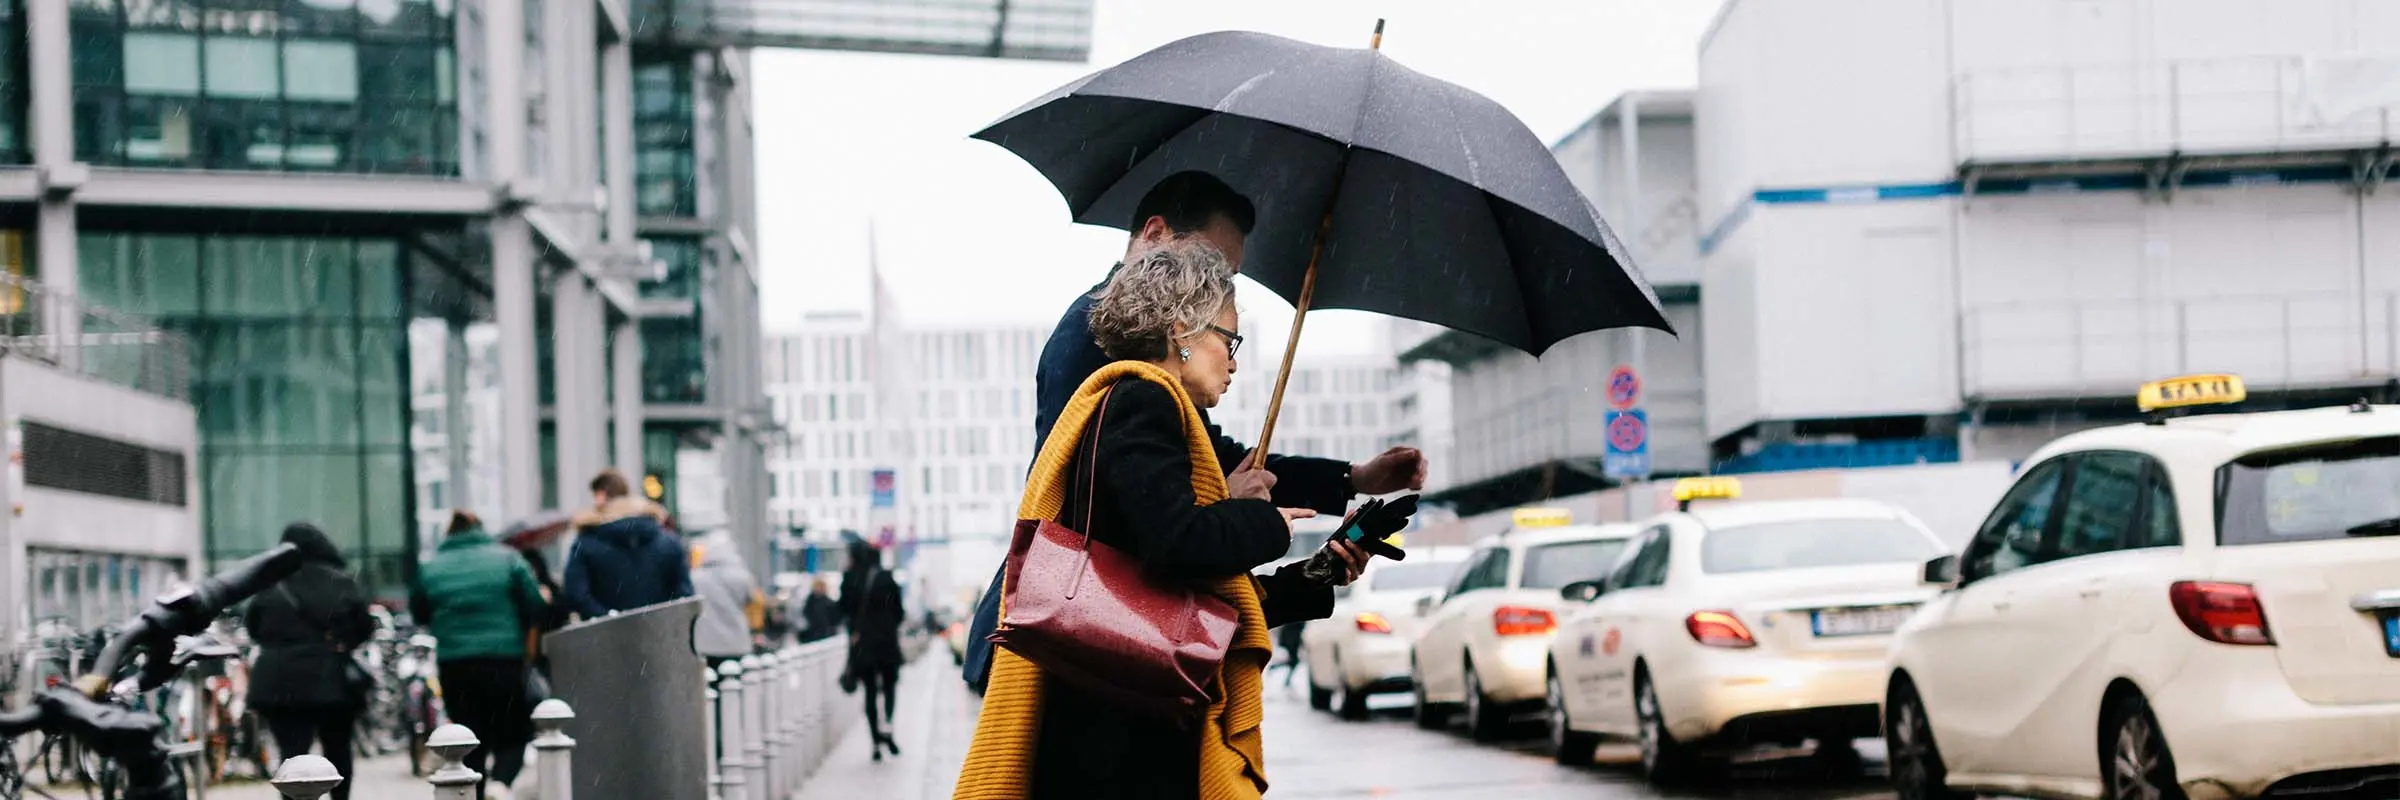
[1371,19,1385,49]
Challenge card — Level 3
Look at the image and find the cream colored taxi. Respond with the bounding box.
[1409,510,1640,741]
[1547,478,1947,782]
[1886,374,2400,800]
[1302,545,1470,719]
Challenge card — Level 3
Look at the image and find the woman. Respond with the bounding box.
[691,528,762,672]
[246,522,374,800]
[411,510,548,798]
[840,538,906,761]
[956,242,1371,799]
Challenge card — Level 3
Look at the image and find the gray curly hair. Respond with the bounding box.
[1088,241,1236,362]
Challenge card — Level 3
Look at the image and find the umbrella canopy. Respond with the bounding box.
[974,29,1674,356]
[499,509,574,551]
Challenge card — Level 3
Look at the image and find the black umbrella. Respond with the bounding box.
[976,23,1672,451]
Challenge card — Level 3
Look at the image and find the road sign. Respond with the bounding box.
[1606,365,1642,410]
[1604,408,1650,478]
[870,468,896,508]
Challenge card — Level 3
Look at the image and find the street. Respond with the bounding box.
[797,654,1897,800]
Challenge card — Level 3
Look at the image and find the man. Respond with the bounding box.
[561,468,694,620]
[962,171,1429,693]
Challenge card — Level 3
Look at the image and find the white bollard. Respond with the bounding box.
[529,699,576,800]
[716,661,750,800]
[739,655,769,793]
[756,653,782,796]
[425,724,484,800]
[779,649,802,794]
[703,668,724,800]
[269,753,345,800]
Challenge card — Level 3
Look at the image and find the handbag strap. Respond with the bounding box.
[1071,388,1116,549]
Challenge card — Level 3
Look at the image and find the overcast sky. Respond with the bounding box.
[750,1,1720,355]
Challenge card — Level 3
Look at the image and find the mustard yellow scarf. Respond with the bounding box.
[954,361,1276,799]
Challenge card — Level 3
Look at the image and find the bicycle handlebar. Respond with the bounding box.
[84,543,304,695]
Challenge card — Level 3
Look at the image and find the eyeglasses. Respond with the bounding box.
[1208,325,1243,358]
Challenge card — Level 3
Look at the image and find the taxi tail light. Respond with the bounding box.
[2169,581,2274,646]
[1493,606,1556,637]
[1685,610,1757,649]
[1355,612,1394,635]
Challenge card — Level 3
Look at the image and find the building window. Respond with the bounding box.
[640,315,706,404]
[71,0,457,174]
[639,236,702,302]
[632,51,695,217]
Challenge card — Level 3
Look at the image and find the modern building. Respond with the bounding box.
[2,0,1092,595]
[1208,321,1403,471]
[1402,91,1707,516]
[1698,0,2400,466]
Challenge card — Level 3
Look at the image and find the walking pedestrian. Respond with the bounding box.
[561,468,692,619]
[955,242,1372,799]
[794,578,841,644]
[411,511,547,799]
[689,528,760,673]
[245,522,374,800]
[962,170,1428,696]
[839,538,905,761]
[1273,621,1307,690]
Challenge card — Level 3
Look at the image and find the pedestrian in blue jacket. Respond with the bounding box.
[561,468,693,620]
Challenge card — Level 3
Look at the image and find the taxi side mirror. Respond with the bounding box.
[1414,595,1437,618]
[1921,554,1961,587]
[1560,581,1607,603]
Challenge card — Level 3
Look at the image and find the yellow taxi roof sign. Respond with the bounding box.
[2137,373,2246,413]
[1512,508,1573,528]
[1674,477,1743,503]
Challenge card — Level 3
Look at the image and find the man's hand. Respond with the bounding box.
[1351,447,1428,495]
[1228,453,1277,501]
[1278,507,1317,528]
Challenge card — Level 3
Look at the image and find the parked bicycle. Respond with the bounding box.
[0,545,310,800]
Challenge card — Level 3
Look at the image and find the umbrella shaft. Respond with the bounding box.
[1254,211,1334,458]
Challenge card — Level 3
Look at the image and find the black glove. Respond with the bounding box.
[1301,495,1420,584]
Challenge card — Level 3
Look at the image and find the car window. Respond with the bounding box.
[2056,451,2147,559]
[1454,549,1512,595]
[2134,467,2181,549]
[1445,550,1490,598]
[1372,561,1460,592]
[1965,459,2064,583]
[1607,525,1672,591]
[1699,517,1941,574]
[2218,436,2400,546]
[1520,539,1632,590]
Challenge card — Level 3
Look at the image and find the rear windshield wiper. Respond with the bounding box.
[2343,517,2400,537]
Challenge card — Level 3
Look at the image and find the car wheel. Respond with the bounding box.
[1308,681,1334,712]
[1634,671,1695,785]
[1336,656,1370,721]
[1410,658,1450,730]
[1464,660,1508,743]
[1548,667,1602,766]
[2103,694,2186,800]
[1886,679,1968,800]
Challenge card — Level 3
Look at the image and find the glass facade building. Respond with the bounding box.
[69,0,458,174]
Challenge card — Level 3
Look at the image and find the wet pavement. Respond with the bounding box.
[797,656,1898,800]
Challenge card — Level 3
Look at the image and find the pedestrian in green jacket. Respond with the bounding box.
[410,511,548,796]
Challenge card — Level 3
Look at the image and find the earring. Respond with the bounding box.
[1178,347,1192,361]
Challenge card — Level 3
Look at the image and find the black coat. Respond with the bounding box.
[839,567,905,672]
[1029,378,1347,799]
[245,540,373,713]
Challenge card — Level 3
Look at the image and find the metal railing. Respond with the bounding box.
[0,273,190,402]
[1961,291,2400,399]
[1955,55,2395,164]
[627,0,1094,61]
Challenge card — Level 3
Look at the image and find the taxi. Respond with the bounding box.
[1547,477,1947,781]
[1409,509,1640,741]
[1302,542,1470,720]
[1885,375,2400,800]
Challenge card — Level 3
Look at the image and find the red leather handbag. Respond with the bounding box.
[990,390,1241,723]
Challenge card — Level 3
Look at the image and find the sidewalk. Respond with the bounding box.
[793,654,979,800]
[211,753,419,800]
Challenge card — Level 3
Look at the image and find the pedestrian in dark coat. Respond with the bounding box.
[840,538,906,760]
[245,522,373,800]
[560,468,692,619]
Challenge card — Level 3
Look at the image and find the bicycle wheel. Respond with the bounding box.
[1,737,26,800]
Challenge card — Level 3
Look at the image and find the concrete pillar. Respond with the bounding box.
[485,0,540,522]
[443,322,473,514]
[613,319,643,478]
[552,272,609,508]
[27,0,78,366]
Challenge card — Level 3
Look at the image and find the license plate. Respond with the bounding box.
[2383,615,2400,658]
[1812,605,1916,638]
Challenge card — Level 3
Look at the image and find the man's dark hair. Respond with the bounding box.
[1131,171,1256,236]
[591,468,631,499]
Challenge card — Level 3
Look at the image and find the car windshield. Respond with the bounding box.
[1700,517,1940,574]
[1370,561,1459,592]
[1519,540,1631,590]
[2218,436,2400,546]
